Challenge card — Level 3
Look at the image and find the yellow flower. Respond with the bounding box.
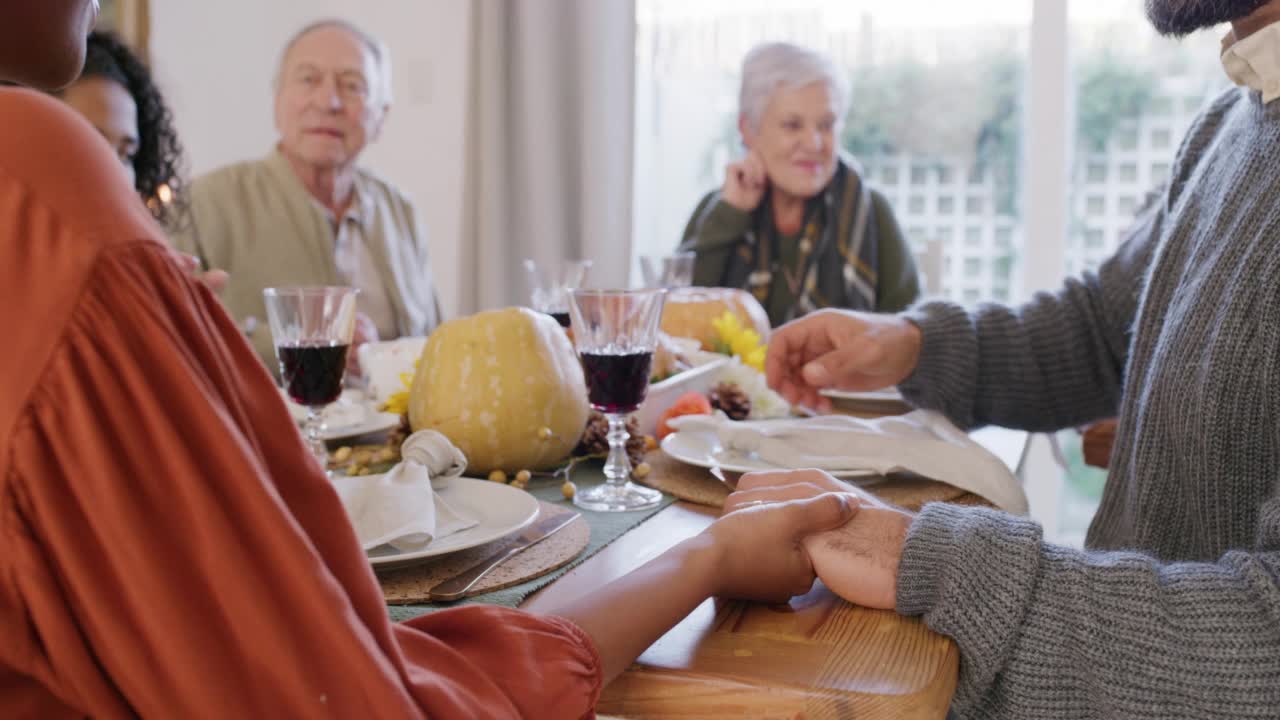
[379,361,419,416]
[712,311,767,373]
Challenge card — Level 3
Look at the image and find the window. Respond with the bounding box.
[965,226,983,247]
[908,226,926,243]
[963,288,982,302]
[636,0,1031,305]
[963,257,982,278]
[1084,228,1104,248]
[635,0,1220,545]
[992,253,1013,283]
[995,226,1013,248]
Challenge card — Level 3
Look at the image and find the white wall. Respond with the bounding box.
[150,0,472,318]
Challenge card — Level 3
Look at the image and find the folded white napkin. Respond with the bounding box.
[333,430,476,551]
[357,337,427,405]
[668,411,1028,515]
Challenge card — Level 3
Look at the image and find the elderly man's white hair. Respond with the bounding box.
[739,42,848,131]
[273,18,393,107]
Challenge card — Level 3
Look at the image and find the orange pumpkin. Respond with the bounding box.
[660,287,771,351]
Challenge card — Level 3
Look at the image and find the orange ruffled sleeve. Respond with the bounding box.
[0,89,600,720]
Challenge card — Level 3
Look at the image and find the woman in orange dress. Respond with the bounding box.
[0,3,858,718]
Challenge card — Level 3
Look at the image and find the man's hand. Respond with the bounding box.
[172,252,229,294]
[701,492,857,603]
[804,503,912,610]
[726,468,893,512]
[346,312,379,377]
[766,309,923,412]
[723,469,913,610]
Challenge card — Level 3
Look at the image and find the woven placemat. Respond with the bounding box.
[639,452,979,512]
[638,451,732,507]
[378,501,590,604]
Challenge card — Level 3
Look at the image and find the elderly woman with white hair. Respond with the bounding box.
[679,42,920,327]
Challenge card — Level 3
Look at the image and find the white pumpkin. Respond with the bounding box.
[661,287,771,351]
[408,307,589,474]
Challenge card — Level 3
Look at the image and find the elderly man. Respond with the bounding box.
[174,19,440,372]
[738,0,1280,718]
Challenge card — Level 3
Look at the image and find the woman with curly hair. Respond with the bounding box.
[56,30,187,231]
[58,30,226,289]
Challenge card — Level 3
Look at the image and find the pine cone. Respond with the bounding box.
[709,382,751,421]
[575,411,647,465]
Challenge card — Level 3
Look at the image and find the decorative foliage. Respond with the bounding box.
[711,311,767,373]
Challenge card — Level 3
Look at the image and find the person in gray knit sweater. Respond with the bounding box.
[729,1,1280,717]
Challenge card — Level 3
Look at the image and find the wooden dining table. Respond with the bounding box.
[523,425,1029,719]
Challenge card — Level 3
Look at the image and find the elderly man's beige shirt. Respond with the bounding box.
[174,149,441,369]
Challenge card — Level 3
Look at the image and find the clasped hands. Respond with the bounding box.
[709,469,914,611]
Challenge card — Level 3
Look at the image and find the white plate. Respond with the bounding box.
[660,428,877,480]
[321,412,402,441]
[336,477,541,570]
[281,388,400,441]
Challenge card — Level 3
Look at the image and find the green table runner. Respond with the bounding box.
[387,464,675,622]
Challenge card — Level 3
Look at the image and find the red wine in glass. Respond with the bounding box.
[580,350,653,413]
[278,340,349,406]
[547,311,571,328]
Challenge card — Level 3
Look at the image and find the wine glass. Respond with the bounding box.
[524,259,593,327]
[639,251,695,289]
[568,288,666,512]
[263,286,360,469]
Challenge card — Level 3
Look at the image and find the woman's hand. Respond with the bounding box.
[722,150,768,212]
[723,469,913,610]
[701,492,858,603]
[726,468,894,513]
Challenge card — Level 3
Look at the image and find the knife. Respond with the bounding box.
[426,512,580,602]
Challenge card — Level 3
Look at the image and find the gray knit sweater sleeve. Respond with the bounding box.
[897,502,1280,718]
[888,86,1280,717]
[897,204,1161,431]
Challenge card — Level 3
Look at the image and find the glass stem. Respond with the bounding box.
[305,406,328,472]
[602,413,633,485]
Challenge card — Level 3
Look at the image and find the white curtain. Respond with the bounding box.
[461,0,637,313]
